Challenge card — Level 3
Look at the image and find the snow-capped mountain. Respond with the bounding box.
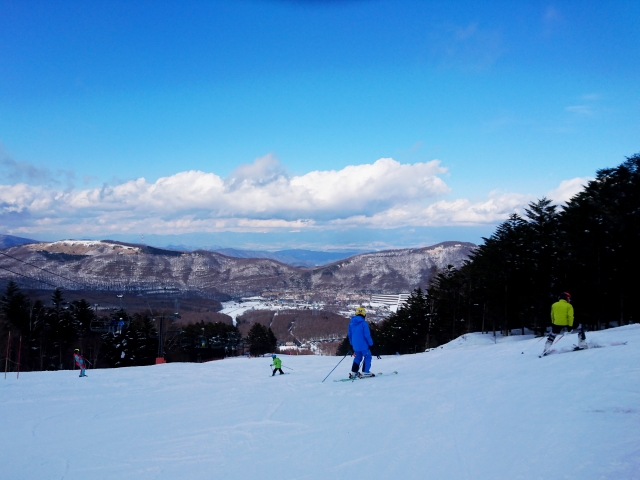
[0,239,474,296]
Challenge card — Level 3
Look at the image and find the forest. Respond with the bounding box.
[343,154,640,355]
[0,284,246,371]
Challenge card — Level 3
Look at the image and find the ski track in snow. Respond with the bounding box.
[2,325,640,479]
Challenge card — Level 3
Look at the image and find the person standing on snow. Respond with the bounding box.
[543,292,586,354]
[348,307,375,378]
[73,348,87,377]
[271,354,284,376]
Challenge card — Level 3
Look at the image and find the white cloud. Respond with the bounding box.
[0,156,589,236]
[547,177,591,204]
[1,157,447,232]
[329,191,532,229]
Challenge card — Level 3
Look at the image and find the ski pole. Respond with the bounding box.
[4,331,10,380]
[321,353,349,383]
[16,336,21,379]
[282,365,293,370]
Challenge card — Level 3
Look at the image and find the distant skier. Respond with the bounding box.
[348,307,374,378]
[271,354,284,376]
[73,348,87,377]
[116,318,124,334]
[543,292,586,355]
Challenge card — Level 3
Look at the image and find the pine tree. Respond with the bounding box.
[0,281,29,333]
[377,287,431,354]
[44,288,77,370]
[101,313,157,367]
[267,327,278,353]
[336,337,351,356]
[246,323,272,356]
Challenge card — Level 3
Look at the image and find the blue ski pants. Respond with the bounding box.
[353,349,372,373]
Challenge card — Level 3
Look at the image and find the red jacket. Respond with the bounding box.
[74,353,85,368]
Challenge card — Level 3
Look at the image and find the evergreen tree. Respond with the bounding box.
[246,323,272,356]
[43,288,77,370]
[520,198,560,334]
[101,313,157,367]
[70,299,96,335]
[336,336,351,356]
[377,287,431,354]
[0,281,30,333]
[267,327,278,353]
[173,320,242,360]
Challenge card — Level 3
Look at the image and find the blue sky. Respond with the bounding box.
[1,0,638,250]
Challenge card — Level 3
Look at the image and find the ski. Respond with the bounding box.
[540,341,627,357]
[270,373,290,377]
[334,371,398,382]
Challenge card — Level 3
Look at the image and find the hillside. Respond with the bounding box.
[0,240,474,296]
[1,325,638,479]
[0,234,39,249]
[211,247,370,267]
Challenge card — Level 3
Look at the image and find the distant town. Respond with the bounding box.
[221,292,411,325]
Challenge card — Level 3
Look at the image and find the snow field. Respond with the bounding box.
[2,325,639,479]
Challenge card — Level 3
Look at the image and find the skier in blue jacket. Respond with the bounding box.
[348,307,374,378]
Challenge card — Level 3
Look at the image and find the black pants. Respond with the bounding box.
[272,368,284,376]
[548,324,585,342]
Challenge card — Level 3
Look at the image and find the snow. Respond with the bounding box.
[219,300,279,324]
[2,325,639,479]
[219,300,326,325]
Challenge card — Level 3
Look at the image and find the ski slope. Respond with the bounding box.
[2,325,639,480]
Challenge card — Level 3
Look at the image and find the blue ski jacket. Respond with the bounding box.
[348,315,373,352]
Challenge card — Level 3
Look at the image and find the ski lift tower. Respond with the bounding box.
[154,312,181,364]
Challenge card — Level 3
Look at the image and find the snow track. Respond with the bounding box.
[2,325,639,479]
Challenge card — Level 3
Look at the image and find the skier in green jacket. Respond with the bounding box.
[271,354,284,376]
[543,292,586,354]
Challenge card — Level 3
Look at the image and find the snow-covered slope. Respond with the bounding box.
[2,325,639,479]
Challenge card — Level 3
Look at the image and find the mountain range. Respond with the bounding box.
[0,234,39,250]
[170,246,370,267]
[0,239,475,297]
[1,234,368,268]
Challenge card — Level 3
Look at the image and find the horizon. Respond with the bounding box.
[1,1,638,249]
[1,231,478,253]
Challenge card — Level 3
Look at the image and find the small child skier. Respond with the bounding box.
[270,354,284,376]
[73,348,87,377]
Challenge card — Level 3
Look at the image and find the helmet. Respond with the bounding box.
[272,354,276,359]
[355,307,366,317]
[559,292,571,301]
[74,348,80,352]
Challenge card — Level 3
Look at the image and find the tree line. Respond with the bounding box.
[339,154,640,355]
[0,283,279,371]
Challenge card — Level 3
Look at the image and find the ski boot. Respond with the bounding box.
[541,334,555,356]
[361,372,376,378]
[574,328,587,350]
[350,362,361,379]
